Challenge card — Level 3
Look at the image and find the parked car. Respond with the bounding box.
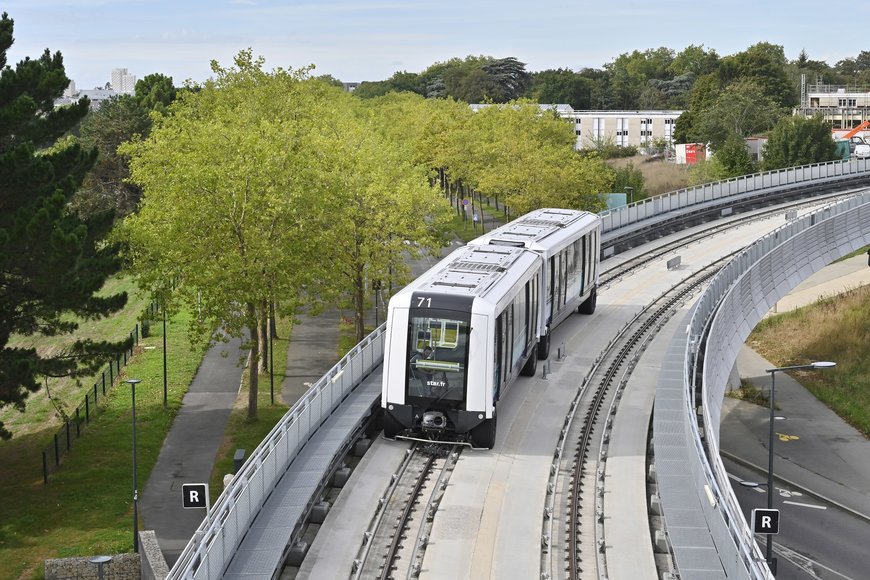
[853,137,870,159]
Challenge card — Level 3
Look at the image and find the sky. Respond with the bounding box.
[4,0,868,91]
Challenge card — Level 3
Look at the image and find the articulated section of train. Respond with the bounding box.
[381,208,601,448]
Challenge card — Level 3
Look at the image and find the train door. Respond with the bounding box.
[559,250,568,310]
[551,255,561,318]
[494,314,503,400]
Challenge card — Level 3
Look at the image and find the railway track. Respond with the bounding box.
[540,251,735,580]
[352,443,461,580]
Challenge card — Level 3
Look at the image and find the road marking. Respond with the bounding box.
[783,500,826,510]
[777,432,800,442]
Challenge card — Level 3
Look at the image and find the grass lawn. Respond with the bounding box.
[0,304,207,580]
[747,284,870,436]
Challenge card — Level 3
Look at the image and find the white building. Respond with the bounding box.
[111,68,137,94]
[470,103,683,151]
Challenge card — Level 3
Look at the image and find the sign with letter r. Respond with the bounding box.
[751,508,780,534]
[182,483,209,509]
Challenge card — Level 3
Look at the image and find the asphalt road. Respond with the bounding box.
[725,458,867,580]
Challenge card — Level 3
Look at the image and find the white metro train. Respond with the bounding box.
[381,208,601,449]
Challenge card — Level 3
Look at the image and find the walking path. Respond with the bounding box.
[139,334,245,567]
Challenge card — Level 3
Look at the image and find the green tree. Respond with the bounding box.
[74,95,151,217]
[529,68,594,109]
[611,162,646,201]
[719,42,797,108]
[120,51,329,420]
[0,12,128,439]
[352,70,423,99]
[314,95,454,340]
[694,78,783,149]
[761,115,838,171]
[669,44,720,77]
[605,47,675,109]
[715,133,756,177]
[134,73,176,114]
[452,102,609,213]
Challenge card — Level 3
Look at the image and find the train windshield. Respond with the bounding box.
[406,312,469,404]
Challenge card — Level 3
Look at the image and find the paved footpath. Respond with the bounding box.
[140,334,245,567]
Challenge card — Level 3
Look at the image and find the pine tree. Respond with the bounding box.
[0,12,129,439]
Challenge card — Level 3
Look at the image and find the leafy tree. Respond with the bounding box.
[313,95,454,340]
[352,70,423,99]
[577,67,613,109]
[714,133,756,177]
[761,115,838,171]
[694,78,783,149]
[134,73,176,114]
[120,51,330,420]
[669,45,720,77]
[451,102,609,213]
[415,55,529,103]
[481,57,531,101]
[646,72,694,108]
[605,47,675,109]
[0,12,128,439]
[719,42,797,108]
[73,95,151,217]
[611,162,646,201]
[529,68,594,109]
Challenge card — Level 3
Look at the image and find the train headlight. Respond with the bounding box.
[388,405,394,411]
[478,414,484,420]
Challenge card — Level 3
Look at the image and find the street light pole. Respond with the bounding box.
[162,306,168,408]
[763,361,835,575]
[125,378,142,553]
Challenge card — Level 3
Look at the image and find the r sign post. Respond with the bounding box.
[752,508,780,574]
[751,508,780,534]
[182,482,210,513]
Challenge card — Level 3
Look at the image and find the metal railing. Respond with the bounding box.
[600,157,870,236]
[168,324,387,580]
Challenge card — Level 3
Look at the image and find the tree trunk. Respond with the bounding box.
[354,269,366,342]
[247,301,259,421]
[258,300,268,374]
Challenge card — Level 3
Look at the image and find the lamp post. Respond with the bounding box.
[125,378,142,553]
[162,306,168,408]
[88,555,112,580]
[763,361,835,574]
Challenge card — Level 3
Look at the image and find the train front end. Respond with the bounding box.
[381,290,491,447]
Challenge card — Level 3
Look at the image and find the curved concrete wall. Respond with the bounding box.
[665,192,870,578]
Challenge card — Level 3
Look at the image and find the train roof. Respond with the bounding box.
[397,243,540,301]
[469,208,600,255]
